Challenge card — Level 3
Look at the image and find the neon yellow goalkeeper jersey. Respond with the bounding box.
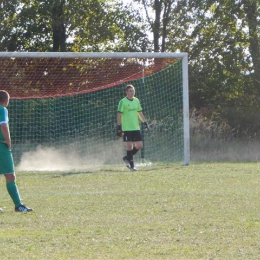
[117,97,142,131]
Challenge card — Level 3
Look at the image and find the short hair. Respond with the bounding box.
[0,90,10,103]
[125,84,135,92]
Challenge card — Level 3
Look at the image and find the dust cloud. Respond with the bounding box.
[17,142,123,171]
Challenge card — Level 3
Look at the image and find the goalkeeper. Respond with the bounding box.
[117,84,149,171]
[0,90,33,213]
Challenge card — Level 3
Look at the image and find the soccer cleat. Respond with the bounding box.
[15,204,33,213]
[122,156,131,169]
[130,167,137,172]
[0,207,3,213]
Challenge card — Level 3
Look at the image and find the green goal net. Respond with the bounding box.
[0,52,189,170]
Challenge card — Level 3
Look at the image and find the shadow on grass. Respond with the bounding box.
[52,170,96,177]
[52,166,127,177]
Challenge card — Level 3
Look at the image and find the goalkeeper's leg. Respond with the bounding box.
[126,141,144,169]
[124,141,135,169]
[132,141,143,155]
[123,132,143,170]
[127,150,134,168]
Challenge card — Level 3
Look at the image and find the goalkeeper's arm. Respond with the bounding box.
[138,112,149,131]
[116,112,122,137]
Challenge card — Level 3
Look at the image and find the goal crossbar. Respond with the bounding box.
[0,52,187,59]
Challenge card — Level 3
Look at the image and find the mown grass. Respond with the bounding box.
[1,162,260,259]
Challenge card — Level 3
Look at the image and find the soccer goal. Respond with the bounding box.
[0,52,190,168]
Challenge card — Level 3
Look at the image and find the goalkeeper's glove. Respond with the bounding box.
[144,122,149,132]
[117,125,122,137]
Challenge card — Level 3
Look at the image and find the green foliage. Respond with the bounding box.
[185,1,259,135]
[0,0,148,52]
[133,0,259,135]
[0,0,259,136]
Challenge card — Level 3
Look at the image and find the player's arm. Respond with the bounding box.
[116,112,122,137]
[138,112,149,131]
[1,123,11,150]
[138,111,146,123]
[117,112,122,125]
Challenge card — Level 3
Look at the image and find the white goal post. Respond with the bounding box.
[0,52,190,165]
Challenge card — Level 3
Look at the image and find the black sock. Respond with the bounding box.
[132,147,139,155]
[127,150,134,168]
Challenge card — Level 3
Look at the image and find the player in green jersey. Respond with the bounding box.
[0,90,33,213]
[117,85,149,171]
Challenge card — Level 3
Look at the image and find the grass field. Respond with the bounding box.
[1,162,260,259]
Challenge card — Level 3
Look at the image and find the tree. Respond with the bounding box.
[133,0,175,52]
[135,0,259,134]
[184,0,260,134]
[188,1,259,99]
[0,0,148,52]
[52,0,66,51]
[242,0,260,89]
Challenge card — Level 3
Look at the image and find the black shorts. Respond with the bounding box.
[123,130,143,142]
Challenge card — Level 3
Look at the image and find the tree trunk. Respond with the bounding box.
[153,0,162,52]
[52,0,66,52]
[161,1,172,52]
[243,0,260,89]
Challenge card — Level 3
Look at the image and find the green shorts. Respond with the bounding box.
[0,143,14,174]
